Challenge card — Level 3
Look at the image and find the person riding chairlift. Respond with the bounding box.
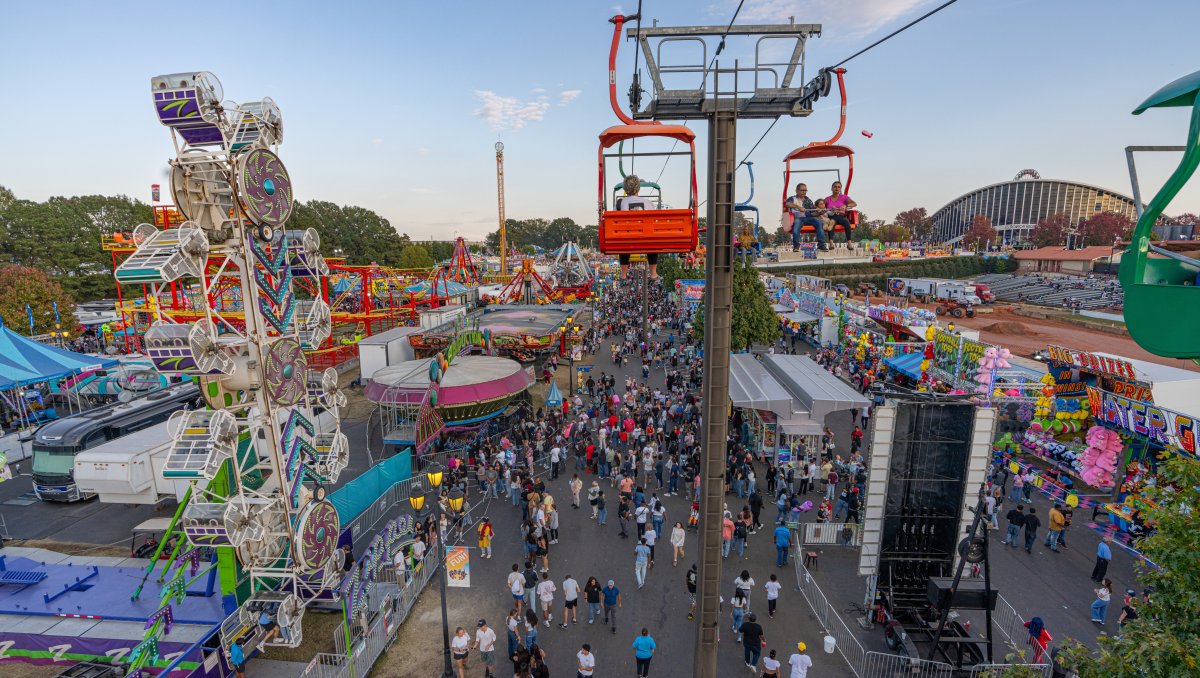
[615,175,658,281]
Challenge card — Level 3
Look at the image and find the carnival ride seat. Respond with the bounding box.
[291,299,333,350]
[1120,69,1200,360]
[145,318,236,376]
[163,409,239,480]
[598,125,698,255]
[231,98,283,150]
[781,144,859,235]
[151,72,227,147]
[735,161,762,255]
[239,592,305,648]
[115,223,209,284]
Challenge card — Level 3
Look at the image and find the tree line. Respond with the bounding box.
[0,185,444,304]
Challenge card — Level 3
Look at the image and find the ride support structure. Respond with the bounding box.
[611,14,823,676]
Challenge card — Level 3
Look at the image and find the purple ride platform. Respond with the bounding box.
[0,549,227,676]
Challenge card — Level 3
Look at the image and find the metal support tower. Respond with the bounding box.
[619,19,822,676]
[496,142,507,274]
[695,85,737,678]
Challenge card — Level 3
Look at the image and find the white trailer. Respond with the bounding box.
[357,326,422,382]
[934,281,981,305]
[74,422,188,504]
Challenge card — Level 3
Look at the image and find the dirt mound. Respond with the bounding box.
[982,321,1040,336]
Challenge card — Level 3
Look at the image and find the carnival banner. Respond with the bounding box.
[1086,386,1196,456]
[675,280,705,305]
[445,546,471,588]
[794,291,827,318]
[931,329,988,385]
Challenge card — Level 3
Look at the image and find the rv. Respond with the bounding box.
[31,385,201,502]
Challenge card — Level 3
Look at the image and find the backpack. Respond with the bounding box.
[523,569,538,588]
[735,523,748,539]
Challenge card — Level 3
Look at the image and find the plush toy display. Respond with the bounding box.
[1079,425,1123,489]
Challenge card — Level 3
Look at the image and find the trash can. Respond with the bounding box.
[824,635,836,654]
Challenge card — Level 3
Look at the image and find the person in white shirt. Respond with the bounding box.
[393,547,408,584]
[643,526,657,567]
[614,175,661,280]
[764,573,783,618]
[450,626,470,675]
[507,564,526,614]
[761,649,782,677]
[560,574,581,627]
[577,643,596,677]
[789,642,813,677]
[471,619,497,677]
[536,572,556,627]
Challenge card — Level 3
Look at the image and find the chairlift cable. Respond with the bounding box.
[735,2,957,170]
[831,0,960,68]
[736,117,780,169]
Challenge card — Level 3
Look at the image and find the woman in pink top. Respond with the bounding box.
[824,180,857,242]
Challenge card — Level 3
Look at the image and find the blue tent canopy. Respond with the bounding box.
[883,352,923,380]
[545,381,563,407]
[0,319,117,391]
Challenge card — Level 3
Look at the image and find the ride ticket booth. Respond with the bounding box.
[729,353,870,463]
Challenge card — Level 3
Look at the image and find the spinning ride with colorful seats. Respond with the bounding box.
[117,72,348,671]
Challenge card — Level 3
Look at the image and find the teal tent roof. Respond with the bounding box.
[545,381,563,407]
[0,319,117,391]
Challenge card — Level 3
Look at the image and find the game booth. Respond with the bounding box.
[974,342,1200,561]
[729,353,869,463]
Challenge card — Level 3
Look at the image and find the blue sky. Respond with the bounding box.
[1,0,1198,241]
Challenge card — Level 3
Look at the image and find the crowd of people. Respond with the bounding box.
[424,276,815,677]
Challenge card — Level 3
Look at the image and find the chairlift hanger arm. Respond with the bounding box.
[608,14,658,127]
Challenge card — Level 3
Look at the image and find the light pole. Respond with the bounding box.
[408,462,465,678]
[560,316,574,393]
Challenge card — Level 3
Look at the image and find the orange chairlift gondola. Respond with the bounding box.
[597,14,699,261]
[781,68,860,240]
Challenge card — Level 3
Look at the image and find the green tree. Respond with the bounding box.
[693,260,780,351]
[289,200,410,266]
[0,264,75,336]
[397,244,434,269]
[1057,454,1200,677]
[656,254,703,292]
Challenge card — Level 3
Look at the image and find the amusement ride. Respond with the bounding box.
[112,71,350,671]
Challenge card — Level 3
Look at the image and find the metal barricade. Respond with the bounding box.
[793,556,867,676]
[862,650,954,677]
[799,522,863,546]
[990,594,1025,647]
[301,653,351,678]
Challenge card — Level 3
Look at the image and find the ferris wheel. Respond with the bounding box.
[121,72,347,669]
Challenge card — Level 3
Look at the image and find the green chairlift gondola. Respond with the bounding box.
[1119,69,1200,361]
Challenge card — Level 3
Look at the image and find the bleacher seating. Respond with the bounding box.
[973,274,1123,310]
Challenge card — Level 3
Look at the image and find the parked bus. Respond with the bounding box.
[31,384,202,502]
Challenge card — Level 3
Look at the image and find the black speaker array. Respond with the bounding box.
[878,401,974,607]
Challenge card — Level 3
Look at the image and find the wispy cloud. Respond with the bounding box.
[730,0,941,39]
[371,138,383,145]
[531,87,546,94]
[415,147,432,157]
[408,187,436,194]
[473,90,552,131]
[558,89,582,106]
